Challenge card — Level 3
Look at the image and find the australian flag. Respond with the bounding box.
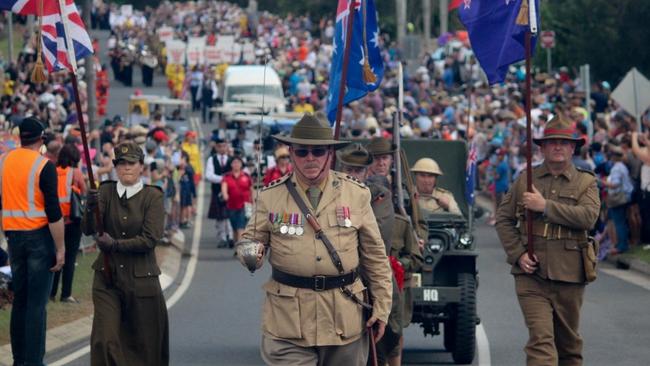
[465,142,477,206]
[459,0,540,85]
[326,0,384,125]
[1,0,93,72]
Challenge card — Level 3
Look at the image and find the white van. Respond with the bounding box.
[221,65,286,116]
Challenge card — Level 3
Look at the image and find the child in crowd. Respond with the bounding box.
[179,151,196,228]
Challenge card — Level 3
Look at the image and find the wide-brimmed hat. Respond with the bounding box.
[336,143,373,167]
[366,137,396,156]
[533,114,585,147]
[273,113,349,149]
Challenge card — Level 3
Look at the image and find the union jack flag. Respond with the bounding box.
[465,141,478,206]
[1,0,93,72]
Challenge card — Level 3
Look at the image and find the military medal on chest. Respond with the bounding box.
[288,213,297,235]
[295,214,304,236]
[343,206,352,227]
[280,212,289,234]
[336,206,345,226]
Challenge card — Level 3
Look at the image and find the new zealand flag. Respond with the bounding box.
[326,0,384,125]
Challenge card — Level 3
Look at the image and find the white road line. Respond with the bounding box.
[51,121,206,366]
[50,346,90,366]
[476,323,491,366]
[601,267,650,291]
[166,180,204,308]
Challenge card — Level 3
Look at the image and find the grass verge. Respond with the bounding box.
[623,245,650,264]
[0,252,97,346]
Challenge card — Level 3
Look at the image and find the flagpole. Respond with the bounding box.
[332,0,357,142]
[524,0,538,261]
[58,0,110,282]
[466,84,474,235]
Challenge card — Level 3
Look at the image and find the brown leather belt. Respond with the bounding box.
[518,220,588,241]
[272,268,358,291]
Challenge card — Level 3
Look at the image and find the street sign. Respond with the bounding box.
[612,68,650,126]
[540,31,555,49]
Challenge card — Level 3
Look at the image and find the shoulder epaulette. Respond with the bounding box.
[435,187,450,194]
[145,184,164,193]
[334,171,368,189]
[575,167,596,177]
[262,174,290,191]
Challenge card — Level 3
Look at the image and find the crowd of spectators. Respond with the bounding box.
[1,1,650,271]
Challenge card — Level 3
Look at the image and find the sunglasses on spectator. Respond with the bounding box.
[293,147,329,158]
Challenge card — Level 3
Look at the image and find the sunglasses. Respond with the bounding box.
[293,147,329,158]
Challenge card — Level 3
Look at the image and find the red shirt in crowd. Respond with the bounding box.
[263,165,293,186]
[223,172,252,210]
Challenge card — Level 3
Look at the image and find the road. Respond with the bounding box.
[46,30,650,366]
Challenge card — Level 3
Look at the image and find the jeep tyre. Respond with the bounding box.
[451,272,476,364]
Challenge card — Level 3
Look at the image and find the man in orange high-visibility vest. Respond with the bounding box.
[0,117,65,366]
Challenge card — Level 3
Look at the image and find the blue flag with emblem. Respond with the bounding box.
[459,0,540,85]
[326,0,384,125]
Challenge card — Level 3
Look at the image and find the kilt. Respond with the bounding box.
[208,192,229,220]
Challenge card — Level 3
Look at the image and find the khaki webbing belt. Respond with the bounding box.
[518,220,588,241]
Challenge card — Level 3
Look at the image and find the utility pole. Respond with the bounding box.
[7,12,14,62]
[423,0,431,51]
[396,0,407,48]
[439,0,449,35]
[83,0,97,136]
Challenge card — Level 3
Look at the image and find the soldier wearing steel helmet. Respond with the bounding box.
[411,158,462,216]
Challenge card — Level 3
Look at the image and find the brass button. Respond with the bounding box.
[122,232,126,236]
[316,256,322,261]
[551,190,556,194]
[119,264,124,268]
[123,216,127,220]
[147,272,151,276]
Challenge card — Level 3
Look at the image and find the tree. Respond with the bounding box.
[540,0,650,83]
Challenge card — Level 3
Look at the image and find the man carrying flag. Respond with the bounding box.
[326,0,384,127]
[460,1,602,365]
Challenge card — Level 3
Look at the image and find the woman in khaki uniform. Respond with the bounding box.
[82,141,168,366]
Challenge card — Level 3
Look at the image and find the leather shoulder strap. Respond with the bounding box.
[285,178,345,274]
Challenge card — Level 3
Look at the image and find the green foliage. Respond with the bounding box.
[540,0,650,83]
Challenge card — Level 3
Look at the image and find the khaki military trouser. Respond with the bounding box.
[261,334,368,366]
[515,274,585,366]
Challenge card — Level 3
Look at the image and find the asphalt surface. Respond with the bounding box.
[48,30,650,366]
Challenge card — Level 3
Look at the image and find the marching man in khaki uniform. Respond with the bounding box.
[239,113,392,365]
[495,114,600,366]
[411,158,462,216]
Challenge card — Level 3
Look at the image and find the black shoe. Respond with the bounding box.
[228,239,235,249]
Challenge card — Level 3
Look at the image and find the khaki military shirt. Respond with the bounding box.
[495,163,600,283]
[243,171,393,347]
[390,214,423,280]
[418,187,462,216]
[368,181,394,253]
[82,181,164,280]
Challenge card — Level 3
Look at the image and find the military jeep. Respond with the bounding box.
[401,140,478,365]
